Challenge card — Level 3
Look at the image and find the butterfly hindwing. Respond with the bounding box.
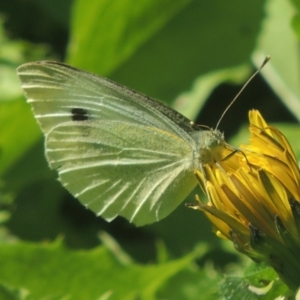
[47,121,197,225]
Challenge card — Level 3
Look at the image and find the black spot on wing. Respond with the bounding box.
[71,108,88,121]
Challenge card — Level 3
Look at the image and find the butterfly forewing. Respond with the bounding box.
[17,62,195,140]
[17,61,199,225]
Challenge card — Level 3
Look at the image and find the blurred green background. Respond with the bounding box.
[0,0,300,299]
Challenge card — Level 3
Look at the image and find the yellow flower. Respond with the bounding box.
[189,110,300,290]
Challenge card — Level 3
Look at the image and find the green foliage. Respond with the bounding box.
[68,0,191,75]
[0,240,207,300]
[68,0,263,102]
[220,262,292,299]
[253,0,300,121]
[1,0,300,299]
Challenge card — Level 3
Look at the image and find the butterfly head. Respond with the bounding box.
[192,129,227,166]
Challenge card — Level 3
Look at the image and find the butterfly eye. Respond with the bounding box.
[71,108,89,121]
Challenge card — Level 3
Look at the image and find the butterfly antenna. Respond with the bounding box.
[215,55,270,130]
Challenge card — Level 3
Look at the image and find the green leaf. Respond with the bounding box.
[172,63,252,120]
[291,14,300,40]
[0,17,53,175]
[68,0,265,105]
[158,265,220,300]
[290,0,300,40]
[252,0,300,120]
[0,282,29,300]
[0,98,41,175]
[0,240,206,300]
[67,0,191,74]
[0,64,23,101]
[220,262,292,300]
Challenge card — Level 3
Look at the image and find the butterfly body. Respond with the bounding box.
[17,61,227,225]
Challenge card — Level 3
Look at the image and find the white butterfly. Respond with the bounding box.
[17,61,226,226]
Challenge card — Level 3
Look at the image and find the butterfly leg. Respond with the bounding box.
[221,145,252,171]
